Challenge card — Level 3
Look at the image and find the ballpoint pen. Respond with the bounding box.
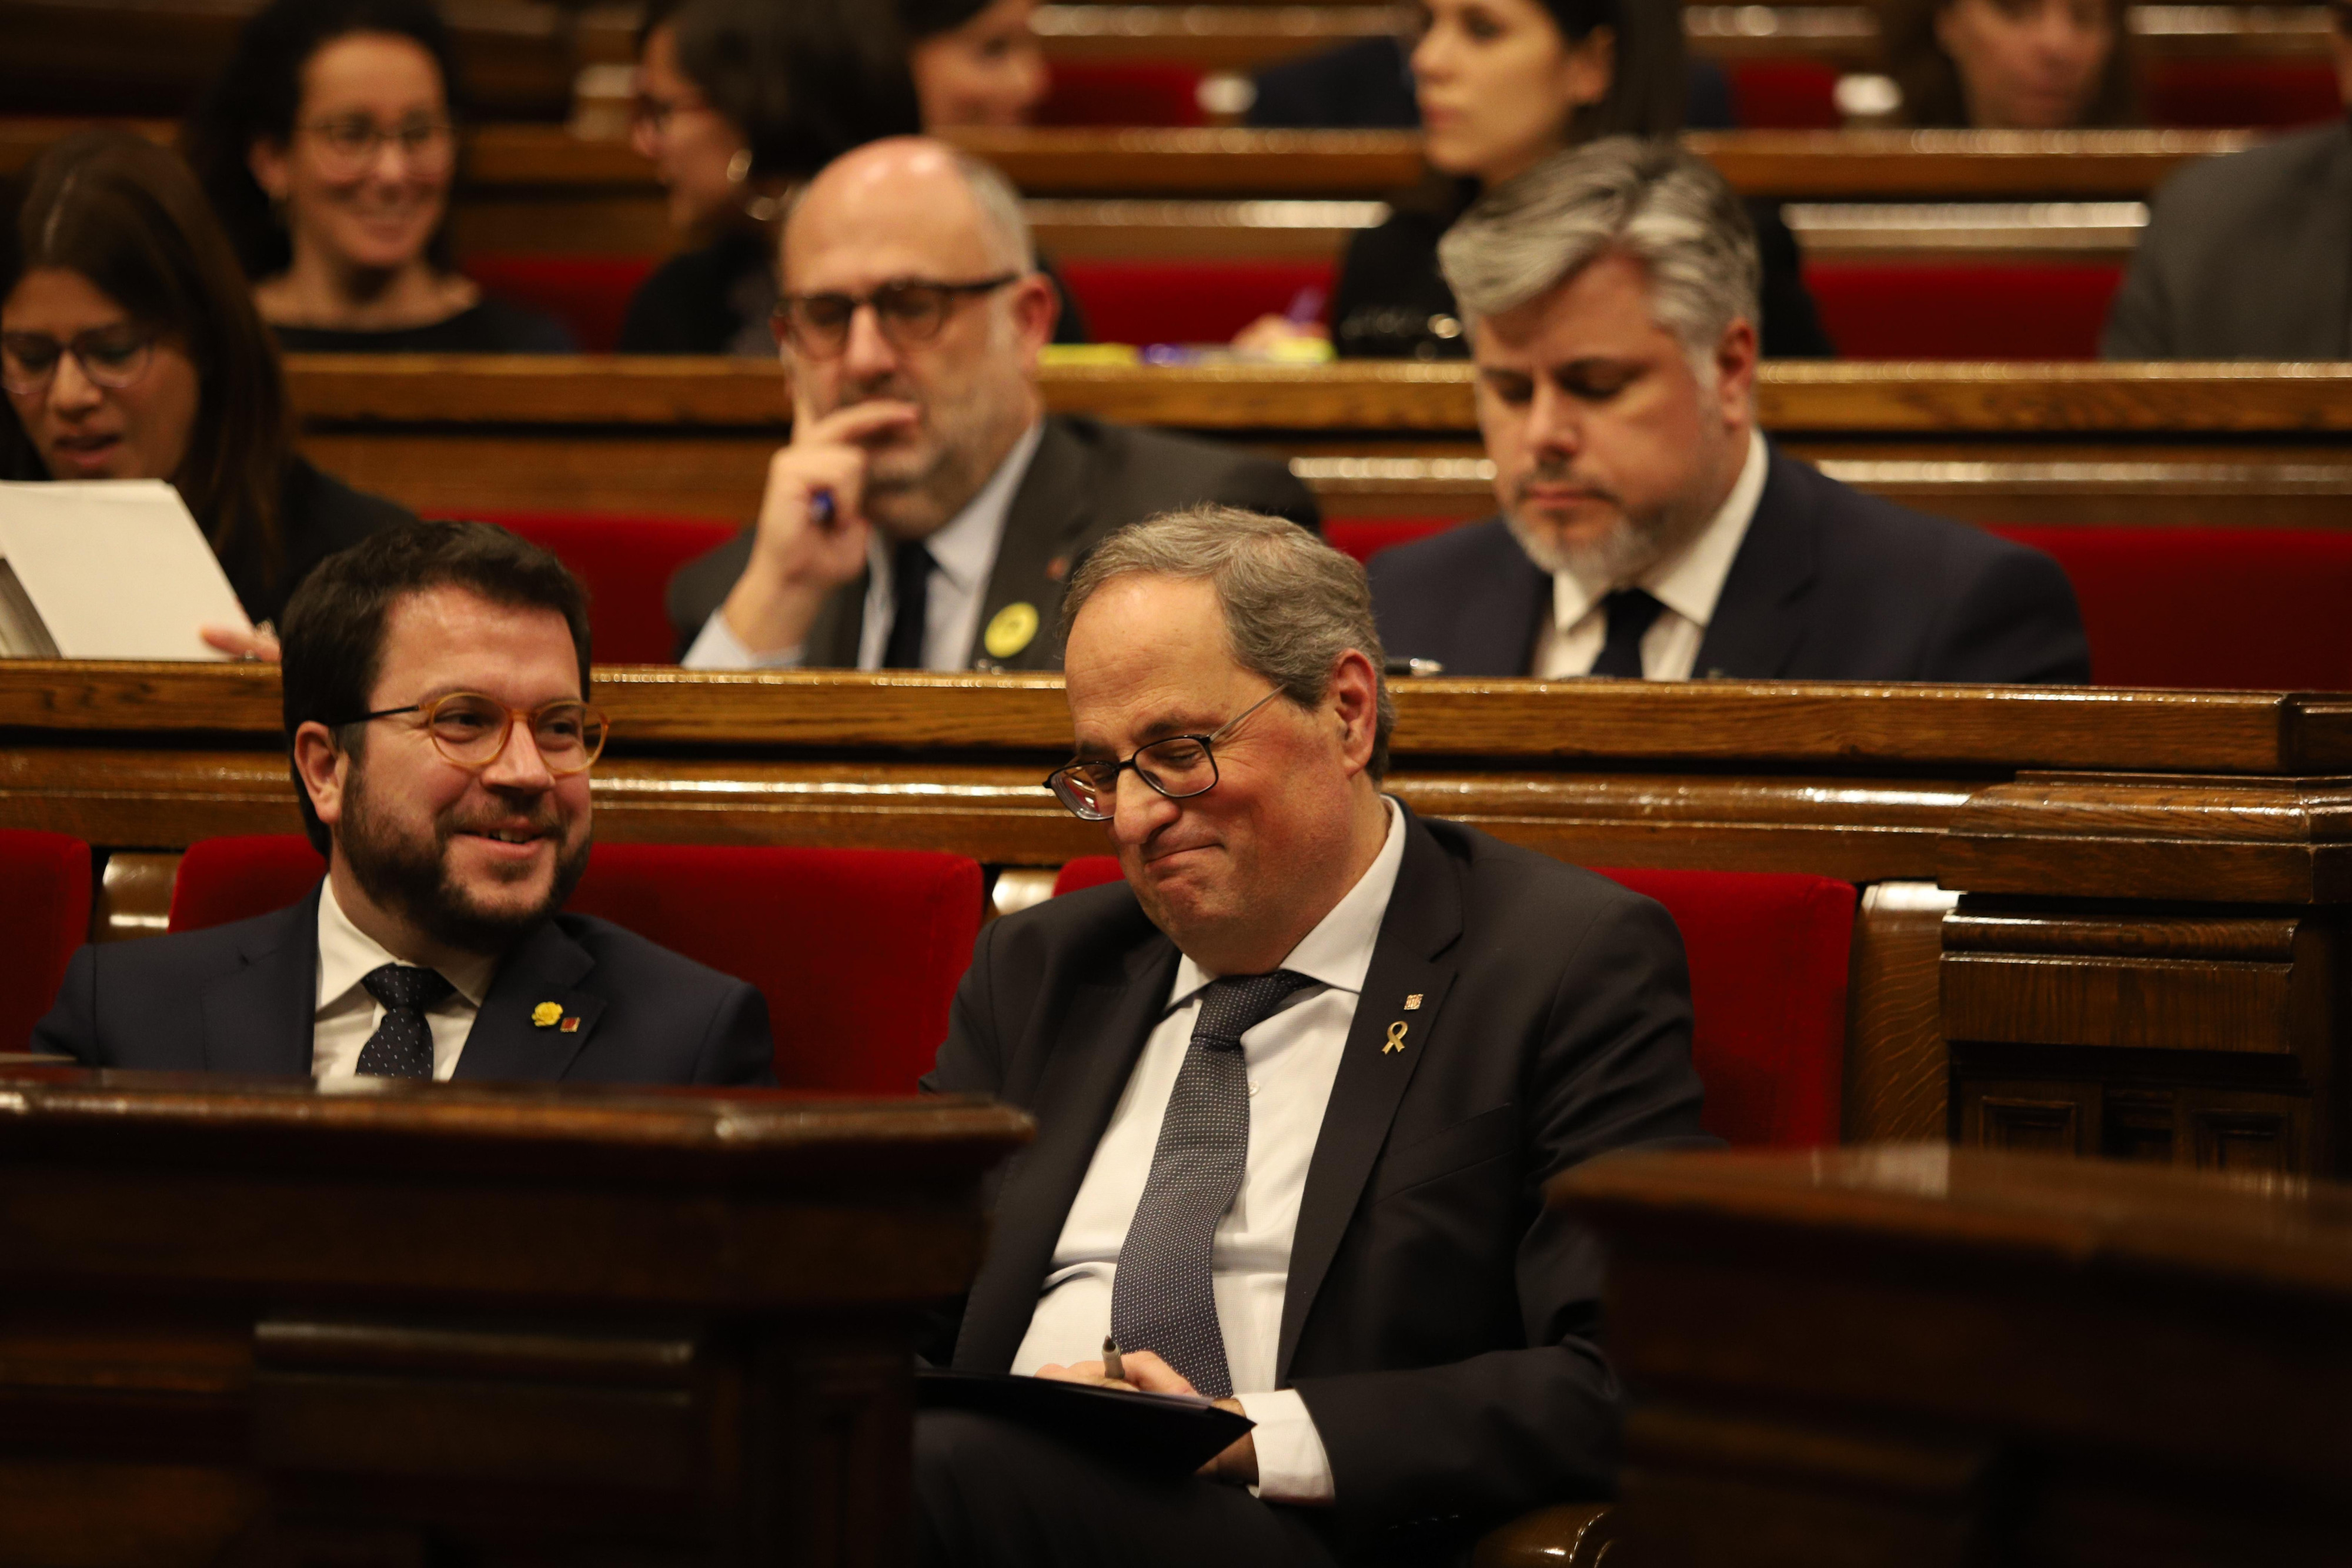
[1102,1335,1124,1383]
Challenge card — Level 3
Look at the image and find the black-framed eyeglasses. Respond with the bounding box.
[0,326,155,397]
[302,113,456,173]
[774,274,1020,357]
[1043,689,1284,822]
[330,692,609,776]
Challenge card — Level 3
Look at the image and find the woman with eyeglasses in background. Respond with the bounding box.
[2,130,413,651]
[185,0,574,353]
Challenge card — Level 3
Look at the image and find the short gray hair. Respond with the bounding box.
[1438,136,1760,363]
[947,146,1037,272]
[1060,509,1396,780]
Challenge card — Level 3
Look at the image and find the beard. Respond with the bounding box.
[338,766,590,958]
[1504,463,1719,589]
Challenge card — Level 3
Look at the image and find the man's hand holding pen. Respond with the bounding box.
[1031,1341,1258,1486]
[716,398,919,656]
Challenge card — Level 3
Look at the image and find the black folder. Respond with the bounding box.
[916,1369,1255,1475]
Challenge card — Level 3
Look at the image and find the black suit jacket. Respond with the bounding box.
[34,888,777,1086]
[921,805,1708,1552]
[664,413,1321,666]
[1369,443,2091,683]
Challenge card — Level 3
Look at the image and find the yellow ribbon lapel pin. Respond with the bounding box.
[1384,1020,1410,1054]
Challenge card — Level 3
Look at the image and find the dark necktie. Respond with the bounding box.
[881,540,936,670]
[355,963,453,1079]
[1110,969,1319,1399]
[1588,587,1666,678]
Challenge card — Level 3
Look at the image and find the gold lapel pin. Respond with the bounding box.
[1384,1021,1409,1054]
[559,1016,582,1034]
[531,1001,562,1028]
[1404,993,1424,1011]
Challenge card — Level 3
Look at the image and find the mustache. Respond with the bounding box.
[1513,462,1621,510]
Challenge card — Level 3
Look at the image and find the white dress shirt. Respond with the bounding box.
[1012,796,1407,1506]
[1532,427,1769,680]
[683,420,1044,671]
[310,877,495,1081]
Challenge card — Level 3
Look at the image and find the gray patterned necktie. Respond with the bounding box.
[1110,968,1318,1398]
[355,963,452,1079]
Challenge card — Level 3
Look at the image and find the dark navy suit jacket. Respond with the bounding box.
[1369,443,2092,683]
[921,804,1709,1553]
[34,887,777,1086]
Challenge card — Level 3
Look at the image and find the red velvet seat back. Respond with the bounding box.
[1726,60,1842,129]
[1056,259,1335,346]
[1038,61,1206,127]
[470,512,737,664]
[1805,262,2124,359]
[1990,526,2352,690]
[0,830,92,1051]
[1053,854,1853,1146]
[2146,60,2342,129]
[462,256,661,353]
[170,837,984,1094]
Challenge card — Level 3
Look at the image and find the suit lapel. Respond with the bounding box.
[1275,808,1464,1381]
[201,890,324,1076]
[2313,130,2352,353]
[808,568,867,669]
[968,418,1087,672]
[452,919,604,1082]
[1692,443,1816,680]
[1456,520,1552,676]
[954,933,1181,1370]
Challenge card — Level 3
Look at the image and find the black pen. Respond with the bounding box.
[1102,1335,1124,1383]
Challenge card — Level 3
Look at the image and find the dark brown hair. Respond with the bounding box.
[1886,0,2137,128]
[2,128,291,576]
[1542,0,1688,142]
[280,520,593,854]
[653,0,923,185]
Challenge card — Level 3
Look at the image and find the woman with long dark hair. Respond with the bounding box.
[185,0,573,352]
[2,129,412,644]
[1886,0,2133,129]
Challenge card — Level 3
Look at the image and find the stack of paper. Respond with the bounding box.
[0,480,252,660]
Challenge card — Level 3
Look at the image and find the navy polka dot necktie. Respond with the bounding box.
[1110,968,1318,1399]
[355,963,452,1079]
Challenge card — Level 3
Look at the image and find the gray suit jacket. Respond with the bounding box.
[2102,120,2352,359]
[664,413,1321,667]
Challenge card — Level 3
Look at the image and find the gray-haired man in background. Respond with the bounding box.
[1368,136,2090,684]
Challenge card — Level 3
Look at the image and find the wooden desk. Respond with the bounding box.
[0,1062,1028,1566]
[283,356,2352,527]
[1555,1145,2352,1566]
[5,664,2352,1173]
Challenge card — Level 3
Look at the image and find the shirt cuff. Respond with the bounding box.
[681,610,804,670]
[1234,1388,1334,1505]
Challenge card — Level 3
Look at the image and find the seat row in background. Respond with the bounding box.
[0,828,1852,1151]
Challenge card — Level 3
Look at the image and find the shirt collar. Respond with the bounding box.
[1551,427,1769,634]
[1165,795,1406,1011]
[867,418,1043,597]
[315,874,496,1013]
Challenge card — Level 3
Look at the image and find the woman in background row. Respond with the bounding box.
[907,0,1051,127]
[187,0,574,352]
[1887,0,2132,129]
[1318,0,1831,359]
[2,131,413,643]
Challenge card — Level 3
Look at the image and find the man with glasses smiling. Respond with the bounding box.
[669,136,1317,671]
[915,507,1709,1565]
[36,521,774,1088]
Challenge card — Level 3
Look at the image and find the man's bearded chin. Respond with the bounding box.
[1506,470,1712,587]
[338,771,589,958]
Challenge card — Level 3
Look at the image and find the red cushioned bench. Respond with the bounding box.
[1055,259,1336,345]
[0,829,92,1054]
[460,511,737,664]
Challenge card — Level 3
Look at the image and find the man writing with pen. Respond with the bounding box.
[669,136,1318,672]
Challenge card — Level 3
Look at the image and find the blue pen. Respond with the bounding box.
[809,487,837,527]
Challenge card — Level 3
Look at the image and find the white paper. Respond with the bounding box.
[0,479,253,660]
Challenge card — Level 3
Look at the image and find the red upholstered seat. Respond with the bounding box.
[468,512,738,664]
[1053,854,1853,1146]
[1991,526,2352,690]
[170,838,984,1093]
[2146,60,2343,129]
[1055,259,1335,346]
[0,830,92,1052]
[1804,262,2124,359]
[1038,61,1205,127]
[1324,516,1468,565]
[1726,60,1842,129]
[461,255,660,354]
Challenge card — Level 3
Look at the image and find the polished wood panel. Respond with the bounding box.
[0,1065,1028,1565]
[1556,1146,2352,1566]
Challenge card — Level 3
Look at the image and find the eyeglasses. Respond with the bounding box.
[774,275,1020,357]
[301,113,456,175]
[630,89,711,141]
[0,327,155,397]
[332,692,609,775]
[1043,689,1283,822]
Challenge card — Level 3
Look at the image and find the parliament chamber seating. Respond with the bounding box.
[0,828,91,1054]
[1038,59,1207,128]
[168,836,985,1092]
[1803,261,2124,360]
[462,255,659,355]
[469,510,736,663]
[1056,855,1856,1148]
[1057,257,1334,344]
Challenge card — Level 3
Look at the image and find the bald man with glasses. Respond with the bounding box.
[667,136,1319,673]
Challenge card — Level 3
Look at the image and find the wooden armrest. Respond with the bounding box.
[1472,1502,1614,1567]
